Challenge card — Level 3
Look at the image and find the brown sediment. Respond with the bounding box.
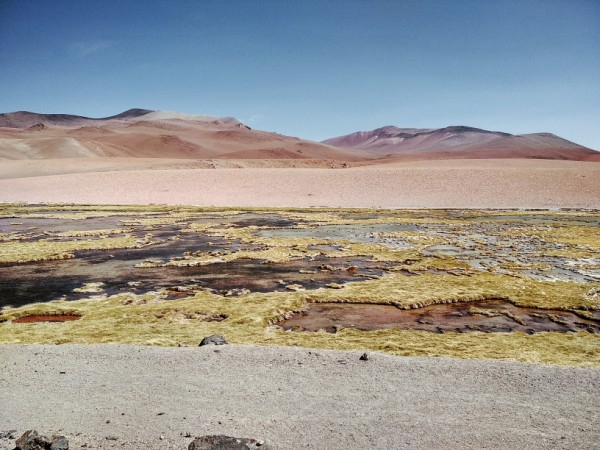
[279,299,600,334]
[13,314,81,323]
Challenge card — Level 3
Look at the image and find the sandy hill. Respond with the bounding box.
[0,109,366,171]
[323,126,599,161]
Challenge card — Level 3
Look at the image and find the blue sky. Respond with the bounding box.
[1,0,599,148]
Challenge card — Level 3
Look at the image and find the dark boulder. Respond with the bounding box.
[15,430,68,450]
[188,435,270,450]
[199,335,229,346]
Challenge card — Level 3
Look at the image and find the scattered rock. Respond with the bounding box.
[50,437,68,450]
[199,335,229,346]
[25,123,47,132]
[188,435,271,450]
[0,430,17,439]
[15,430,68,450]
[359,353,370,361]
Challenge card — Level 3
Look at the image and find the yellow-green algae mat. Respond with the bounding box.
[0,204,598,367]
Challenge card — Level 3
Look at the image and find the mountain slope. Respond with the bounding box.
[323,126,598,161]
[0,109,365,165]
[0,109,153,128]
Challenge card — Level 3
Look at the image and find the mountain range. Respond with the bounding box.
[0,110,598,171]
[322,125,599,161]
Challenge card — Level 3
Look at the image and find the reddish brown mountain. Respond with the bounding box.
[0,109,365,166]
[0,109,153,128]
[323,126,599,161]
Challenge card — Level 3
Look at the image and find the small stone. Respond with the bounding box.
[50,436,69,450]
[359,353,369,361]
[188,435,271,450]
[0,430,17,439]
[199,335,229,346]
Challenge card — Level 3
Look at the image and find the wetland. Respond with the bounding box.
[0,204,599,365]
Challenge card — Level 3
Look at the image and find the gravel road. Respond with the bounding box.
[1,344,598,449]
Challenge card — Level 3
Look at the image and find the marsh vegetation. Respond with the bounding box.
[0,204,598,365]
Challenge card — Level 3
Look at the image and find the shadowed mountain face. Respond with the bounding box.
[323,126,599,161]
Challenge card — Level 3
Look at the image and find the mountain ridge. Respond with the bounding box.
[0,108,362,166]
[0,109,597,164]
[0,109,155,128]
[322,124,598,160]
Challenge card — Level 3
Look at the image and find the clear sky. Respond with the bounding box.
[1,0,599,149]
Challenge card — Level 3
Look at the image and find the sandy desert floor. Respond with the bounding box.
[1,344,599,450]
[0,159,598,209]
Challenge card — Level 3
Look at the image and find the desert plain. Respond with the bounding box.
[1,110,599,449]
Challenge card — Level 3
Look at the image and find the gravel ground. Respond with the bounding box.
[0,161,599,208]
[1,344,599,449]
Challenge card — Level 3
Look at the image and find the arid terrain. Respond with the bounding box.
[1,110,599,449]
[0,109,599,210]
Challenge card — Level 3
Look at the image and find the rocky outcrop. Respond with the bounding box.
[198,335,229,346]
[188,435,270,450]
[25,123,47,132]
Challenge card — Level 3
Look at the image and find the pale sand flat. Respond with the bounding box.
[0,160,599,209]
[0,344,598,449]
